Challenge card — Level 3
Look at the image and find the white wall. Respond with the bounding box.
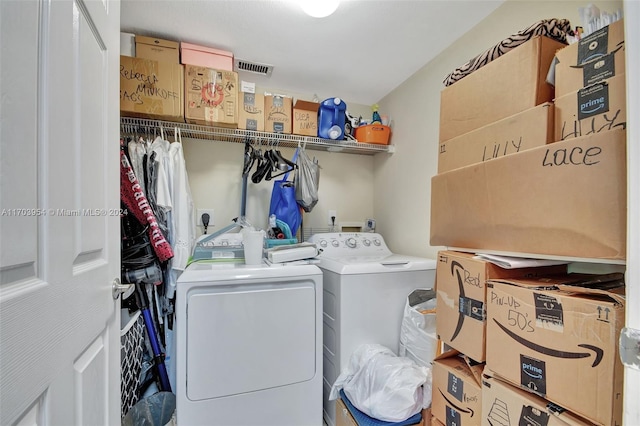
[183,85,377,236]
[376,0,623,258]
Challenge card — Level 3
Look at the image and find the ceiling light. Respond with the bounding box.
[299,0,340,18]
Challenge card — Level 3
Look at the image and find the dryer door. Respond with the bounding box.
[186,279,317,400]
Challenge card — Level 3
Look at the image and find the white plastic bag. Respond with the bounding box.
[329,344,429,422]
[399,289,438,369]
[294,148,320,212]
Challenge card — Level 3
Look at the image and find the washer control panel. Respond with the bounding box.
[308,233,390,256]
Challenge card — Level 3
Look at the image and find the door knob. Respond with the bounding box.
[112,278,134,300]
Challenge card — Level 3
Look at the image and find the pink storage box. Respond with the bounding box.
[180,42,234,70]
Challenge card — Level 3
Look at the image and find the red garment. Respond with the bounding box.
[120,150,174,263]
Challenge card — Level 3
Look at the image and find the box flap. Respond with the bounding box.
[488,272,625,304]
[180,42,233,58]
[293,99,319,112]
[462,355,484,386]
[135,35,178,49]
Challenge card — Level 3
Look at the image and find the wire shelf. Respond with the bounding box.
[120,117,393,155]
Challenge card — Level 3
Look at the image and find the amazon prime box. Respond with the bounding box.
[432,353,483,425]
[485,273,625,425]
[436,251,566,363]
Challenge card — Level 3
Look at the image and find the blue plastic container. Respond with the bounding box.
[318,97,347,140]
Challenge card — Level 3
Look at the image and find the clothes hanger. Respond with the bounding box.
[242,138,256,177]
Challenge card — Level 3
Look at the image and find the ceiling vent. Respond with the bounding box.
[235,59,274,77]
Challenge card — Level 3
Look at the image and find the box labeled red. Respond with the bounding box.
[238,92,264,131]
[438,103,553,173]
[135,35,179,63]
[180,42,234,71]
[264,94,292,134]
[485,273,625,425]
[292,100,319,137]
[554,72,626,142]
[439,36,565,143]
[435,251,566,363]
[430,129,627,260]
[555,20,625,97]
[119,55,184,122]
[184,65,238,127]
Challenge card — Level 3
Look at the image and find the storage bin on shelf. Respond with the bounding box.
[355,124,391,145]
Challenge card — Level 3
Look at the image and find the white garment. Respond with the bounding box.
[166,141,195,298]
[149,136,173,218]
[128,138,148,195]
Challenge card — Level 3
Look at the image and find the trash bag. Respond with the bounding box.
[122,391,175,426]
[399,289,438,368]
[294,148,320,212]
[329,344,429,422]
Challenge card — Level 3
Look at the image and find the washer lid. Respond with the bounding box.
[317,253,436,274]
[178,261,321,283]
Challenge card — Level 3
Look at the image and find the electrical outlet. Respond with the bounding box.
[328,210,337,226]
[197,209,215,227]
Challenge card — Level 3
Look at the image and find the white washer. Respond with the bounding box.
[307,232,436,426]
[176,262,323,426]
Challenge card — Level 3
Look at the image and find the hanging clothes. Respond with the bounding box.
[166,131,195,297]
[149,136,173,222]
[128,137,148,196]
[120,150,174,263]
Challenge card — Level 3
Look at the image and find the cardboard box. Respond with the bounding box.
[438,103,554,173]
[135,35,179,63]
[555,20,625,98]
[292,100,319,137]
[485,273,625,425]
[435,251,566,363]
[180,42,234,71]
[439,36,565,143]
[184,65,239,128]
[554,73,626,142]
[482,371,595,425]
[335,398,357,426]
[238,92,265,131]
[430,129,627,260]
[119,55,184,122]
[432,353,483,426]
[264,94,292,134]
[432,418,445,426]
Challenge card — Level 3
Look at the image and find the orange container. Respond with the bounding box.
[354,124,391,145]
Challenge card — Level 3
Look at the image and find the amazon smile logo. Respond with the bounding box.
[493,319,604,367]
[438,389,474,417]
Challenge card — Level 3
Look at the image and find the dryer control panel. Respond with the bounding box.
[308,232,391,257]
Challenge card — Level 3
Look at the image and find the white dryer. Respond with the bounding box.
[307,232,436,426]
[175,262,323,426]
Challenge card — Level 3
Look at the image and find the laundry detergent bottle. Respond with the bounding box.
[318,97,347,140]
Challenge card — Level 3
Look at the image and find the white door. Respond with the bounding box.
[0,0,121,424]
[623,1,640,424]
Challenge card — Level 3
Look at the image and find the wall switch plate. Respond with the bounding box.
[197,209,214,227]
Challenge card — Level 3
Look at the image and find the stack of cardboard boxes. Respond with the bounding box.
[431,20,627,262]
[119,35,320,137]
[430,21,627,426]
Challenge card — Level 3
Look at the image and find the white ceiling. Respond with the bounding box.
[120,0,505,105]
